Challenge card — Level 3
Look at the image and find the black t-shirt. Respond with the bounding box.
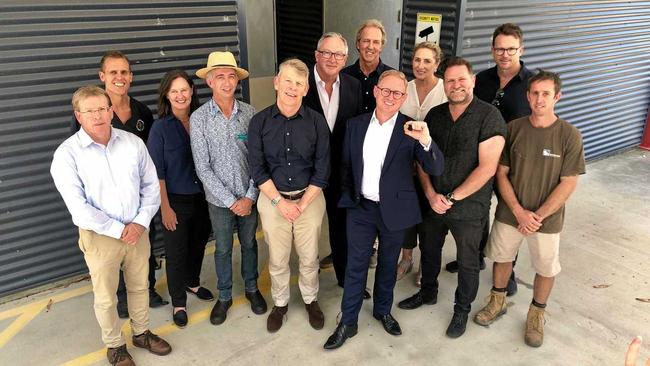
[424,98,507,220]
[70,96,154,142]
[474,61,534,124]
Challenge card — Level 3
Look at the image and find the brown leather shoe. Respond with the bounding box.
[305,301,324,330]
[132,330,172,356]
[106,344,135,366]
[267,305,288,333]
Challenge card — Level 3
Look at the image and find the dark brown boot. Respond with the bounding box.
[305,301,324,330]
[267,305,288,333]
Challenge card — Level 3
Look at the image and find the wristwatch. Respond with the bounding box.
[445,192,458,204]
[271,195,282,206]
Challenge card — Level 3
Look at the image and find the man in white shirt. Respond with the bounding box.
[51,85,171,366]
[324,70,444,350]
[303,32,363,290]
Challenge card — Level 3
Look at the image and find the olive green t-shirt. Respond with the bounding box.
[495,117,585,233]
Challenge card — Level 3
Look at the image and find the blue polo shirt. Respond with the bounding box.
[147,114,203,195]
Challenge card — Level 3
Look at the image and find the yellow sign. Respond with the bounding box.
[415,12,442,45]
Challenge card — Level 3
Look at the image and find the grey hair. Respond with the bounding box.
[316,32,348,55]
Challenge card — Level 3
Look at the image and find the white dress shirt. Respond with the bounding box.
[50,127,160,239]
[314,65,340,131]
[400,79,447,120]
[361,112,398,202]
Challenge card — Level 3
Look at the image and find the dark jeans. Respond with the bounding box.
[117,216,158,304]
[163,193,211,307]
[419,208,484,314]
[208,203,259,301]
[325,188,348,286]
[341,199,404,325]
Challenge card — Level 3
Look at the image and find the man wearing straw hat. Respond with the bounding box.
[191,51,267,326]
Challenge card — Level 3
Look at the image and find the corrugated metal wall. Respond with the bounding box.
[276,0,323,68]
[400,0,459,78]
[460,0,650,160]
[0,0,243,297]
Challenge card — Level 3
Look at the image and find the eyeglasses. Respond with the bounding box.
[492,89,504,107]
[317,50,346,60]
[493,47,520,56]
[376,87,405,99]
[78,107,111,116]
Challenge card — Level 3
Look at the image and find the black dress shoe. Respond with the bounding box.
[363,288,371,300]
[117,300,129,319]
[186,286,214,301]
[209,299,232,325]
[324,323,358,349]
[149,290,169,308]
[506,271,518,296]
[173,309,188,328]
[398,291,437,310]
[373,313,402,336]
[446,312,468,338]
[245,290,268,315]
[445,260,459,273]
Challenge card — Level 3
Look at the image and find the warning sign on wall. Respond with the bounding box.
[415,13,442,45]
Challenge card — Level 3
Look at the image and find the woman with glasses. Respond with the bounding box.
[397,42,447,285]
[147,70,213,328]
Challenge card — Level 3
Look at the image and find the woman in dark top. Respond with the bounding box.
[147,70,213,328]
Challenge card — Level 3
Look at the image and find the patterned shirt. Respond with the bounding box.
[190,98,259,208]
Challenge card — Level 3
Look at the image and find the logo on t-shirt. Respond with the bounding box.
[542,149,561,158]
[136,119,145,132]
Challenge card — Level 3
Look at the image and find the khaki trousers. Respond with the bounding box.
[258,191,325,306]
[78,228,150,348]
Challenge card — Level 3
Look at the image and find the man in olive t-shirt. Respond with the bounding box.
[473,70,585,348]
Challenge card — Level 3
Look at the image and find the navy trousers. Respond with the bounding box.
[340,198,405,325]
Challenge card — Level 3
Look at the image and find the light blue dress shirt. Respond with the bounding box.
[50,127,160,239]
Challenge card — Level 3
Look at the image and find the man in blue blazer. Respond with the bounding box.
[324,70,444,349]
[303,32,364,290]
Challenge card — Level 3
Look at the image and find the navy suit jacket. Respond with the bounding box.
[304,71,363,195]
[338,112,444,231]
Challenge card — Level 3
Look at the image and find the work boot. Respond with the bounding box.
[524,303,546,347]
[474,290,507,326]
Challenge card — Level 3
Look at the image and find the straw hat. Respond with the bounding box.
[196,51,249,80]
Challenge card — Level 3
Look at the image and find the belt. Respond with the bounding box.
[280,190,306,200]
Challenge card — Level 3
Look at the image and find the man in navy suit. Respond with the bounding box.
[303,32,364,290]
[324,70,444,349]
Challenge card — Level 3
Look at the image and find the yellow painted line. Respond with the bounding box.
[61,265,276,365]
[0,284,93,321]
[0,301,48,348]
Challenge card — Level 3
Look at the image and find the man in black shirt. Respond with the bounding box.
[445,24,533,296]
[341,19,394,113]
[248,58,330,333]
[397,57,506,339]
[71,51,167,318]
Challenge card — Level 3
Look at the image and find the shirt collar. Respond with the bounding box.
[272,104,305,119]
[353,58,389,77]
[489,60,528,83]
[370,110,398,127]
[77,126,118,148]
[209,98,239,117]
[313,65,340,88]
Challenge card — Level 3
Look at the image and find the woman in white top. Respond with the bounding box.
[397,42,446,285]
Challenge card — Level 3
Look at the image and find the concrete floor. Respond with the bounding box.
[0,148,648,366]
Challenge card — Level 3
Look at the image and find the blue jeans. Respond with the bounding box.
[208,203,259,301]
